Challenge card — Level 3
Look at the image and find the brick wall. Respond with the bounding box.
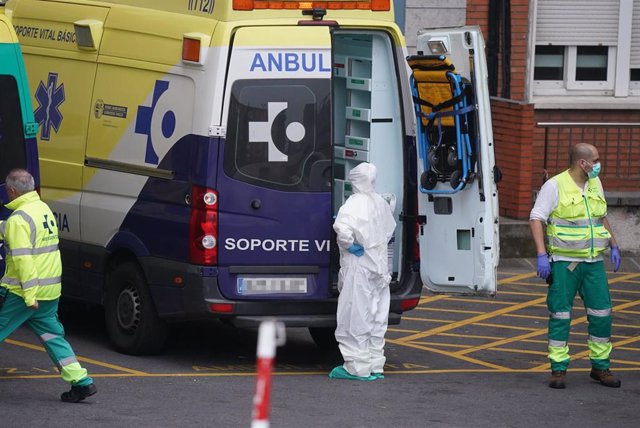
[533,110,640,193]
[466,0,531,101]
[491,98,535,219]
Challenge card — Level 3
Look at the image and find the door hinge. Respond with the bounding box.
[209,126,226,137]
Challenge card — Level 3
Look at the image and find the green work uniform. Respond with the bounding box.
[546,171,613,372]
[0,191,92,386]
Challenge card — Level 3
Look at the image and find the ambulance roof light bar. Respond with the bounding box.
[233,0,390,11]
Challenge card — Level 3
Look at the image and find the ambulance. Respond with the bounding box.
[0,10,39,272]
[3,0,499,355]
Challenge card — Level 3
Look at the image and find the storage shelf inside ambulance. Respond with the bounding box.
[332,32,405,275]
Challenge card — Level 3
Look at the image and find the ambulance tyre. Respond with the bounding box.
[105,262,167,355]
[309,327,339,351]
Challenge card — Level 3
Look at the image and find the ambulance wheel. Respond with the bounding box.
[450,170,463,189]
[420,170,438,190]
[309,327,339,351]
[105,262,167,355]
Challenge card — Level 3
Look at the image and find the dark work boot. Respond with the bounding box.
[590,369,621,388]
[61,383,97,403]
[548,370,566,389]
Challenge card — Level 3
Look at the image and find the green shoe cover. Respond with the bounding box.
[371,372,384,379]
[328,366,375,381]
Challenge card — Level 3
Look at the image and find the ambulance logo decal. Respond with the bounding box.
[249,102,305,162]
[34,73,65,141]
[135,80,176,165]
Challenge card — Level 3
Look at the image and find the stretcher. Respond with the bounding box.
[407,55,476,194]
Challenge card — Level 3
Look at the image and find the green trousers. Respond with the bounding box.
[547,261,613,371]
[0,291,93,386]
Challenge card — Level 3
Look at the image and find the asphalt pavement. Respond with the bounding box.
[1,257,639,427]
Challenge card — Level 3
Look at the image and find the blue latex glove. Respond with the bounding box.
[611,246,621,272]
[536,253,551,279]
[347,244,364,257]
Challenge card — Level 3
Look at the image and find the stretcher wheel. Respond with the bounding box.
[427,147,440,167]
[447,147,458,166]
[421,170,438,190]
[450,170,463,189]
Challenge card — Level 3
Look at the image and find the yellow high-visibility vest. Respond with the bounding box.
[0,191,62,306]
[546,170,610,259]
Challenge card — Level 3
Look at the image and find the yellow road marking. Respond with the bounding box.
[410,341,472,349]
[4,339,148,375]
[4,367,640,380]
[498,290,546,297]
[439,332,502,340]
[498,272,538,284]
[415,307,484,315]
[397,296,547,343]
[446,298,516,306]
[486,347,548,356]
[418,294,450,305]
[474,322,539,331]
[387,338,510,371]
[400,316,449,323]
[455,298,640,358]
[387,327,420,333]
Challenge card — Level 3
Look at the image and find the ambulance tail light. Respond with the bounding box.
[233,0,390,10]
[189,186,218,266]
[400,297,420,311]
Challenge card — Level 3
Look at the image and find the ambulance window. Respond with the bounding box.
[225,79,331,192]
[0,75,27,180]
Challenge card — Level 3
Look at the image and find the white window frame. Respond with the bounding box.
[529,0,638,103]
[566,46,616,91]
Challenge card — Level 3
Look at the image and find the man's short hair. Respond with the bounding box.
[5,168,35,194]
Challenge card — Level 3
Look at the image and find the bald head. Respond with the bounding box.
[5,168,35,197]
[569,143,598,166]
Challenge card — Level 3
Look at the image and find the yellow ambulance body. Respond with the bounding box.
[5,0,431,354]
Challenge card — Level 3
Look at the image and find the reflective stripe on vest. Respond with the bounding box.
[547,171,610,258]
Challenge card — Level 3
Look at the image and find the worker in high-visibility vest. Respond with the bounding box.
[0,169,97,402]
[530,143,622,389]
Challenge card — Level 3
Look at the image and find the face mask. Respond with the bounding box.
[587,162,601,179]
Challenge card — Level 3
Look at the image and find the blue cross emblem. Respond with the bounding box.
[135,80,176,165]
[42,214,56,235]
[34,73,65,141]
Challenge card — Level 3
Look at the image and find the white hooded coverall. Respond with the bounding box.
[333,162,397,377]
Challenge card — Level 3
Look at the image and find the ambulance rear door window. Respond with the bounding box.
[224,79,331,192]
[0,75,27,180]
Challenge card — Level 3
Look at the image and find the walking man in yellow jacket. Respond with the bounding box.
[530,143,621,389]
[0,169,97,402]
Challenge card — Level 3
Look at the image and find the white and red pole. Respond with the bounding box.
[251,320,286,428]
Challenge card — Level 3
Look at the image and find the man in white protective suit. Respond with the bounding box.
[329,162,396,381]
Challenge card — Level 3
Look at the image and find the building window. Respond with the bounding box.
[534,45,565,80]
[532,0,639,98]
[575,46,608,81]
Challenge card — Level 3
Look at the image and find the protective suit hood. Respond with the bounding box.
[349,163,376,195]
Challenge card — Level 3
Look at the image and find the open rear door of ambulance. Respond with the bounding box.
[408,26,499,295]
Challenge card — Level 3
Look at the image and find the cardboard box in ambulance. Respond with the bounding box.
[6,0,432,355]
[0,10,40,272]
